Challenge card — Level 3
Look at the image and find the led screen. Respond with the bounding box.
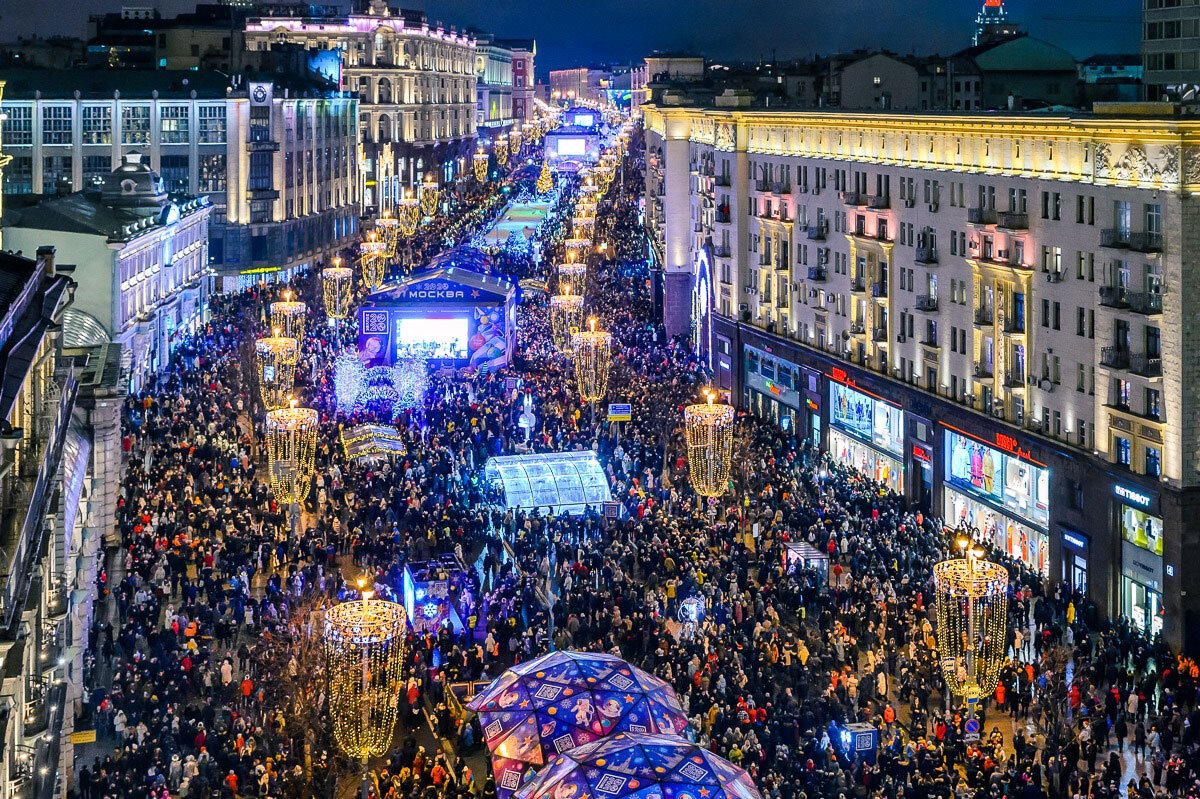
[829,382,903,455]
[557,137,587,156]
[944,429,1049,528]
[397,317,469,359]
[574,113,595,127]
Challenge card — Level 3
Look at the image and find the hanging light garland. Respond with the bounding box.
[473,147,489,182]
[334,351,367,413]
[359,235,388,289]
[549,292,585,354]
[933,540,1010,703]
[255,331,299,411]
[324,583,408,779]
[396,190,420,237]
[270,291,308,342]
[375,212,400,259]
[508,128,522,157]
[536,161,554,195]
[571,317,613,403]
[264,399,318,505]
[575,197,598,220]
[683,390,735,498]
[573,215,595,240]
[322,259,354,323]
[564,237,591,262]
[494,134,509,167]
[557,259,587,296]
[420,174,439,217]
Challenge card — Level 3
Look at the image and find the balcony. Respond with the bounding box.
[1130,353,1163,377]
[871,281,888,298]
[1099,285,1128,308]
[996,211,1029,231]
[1004,371,1026,389]
[754,179,770,192]
[873,327,888,342]
[807,266,827,281]
[867,194,890,209]
[806,223,827,241]
[1127,291,1163,315]
[851,276,867,293]
[915,246,938,264]
[1003,315,1026,334]
[715,210,732,224]
[974,307,994,326]
[1101,346,1131,369]
[1101,229,1163,253]
[247,186,280,201]
[771,181,792,195]
[915,295,939,312]
[849,322,866,335]
[840,191,864,206]
[712,244,731,258]
[974,362,994,378]
[967,207,997,226]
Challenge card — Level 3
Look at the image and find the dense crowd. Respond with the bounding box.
[70,121,1200,799]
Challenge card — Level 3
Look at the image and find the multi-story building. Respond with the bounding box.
[0,69,360,291]
[245,0,476,212]
[549,67,611,106]
[1142,0,1200,100]
[646,103,1200,650]
[3,153,212,392]
[473,34,514,132]
[0,80,119,799]
[507,39,536,124]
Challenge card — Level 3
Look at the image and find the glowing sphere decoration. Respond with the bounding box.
[549,293,585,354]
[322,262,354,322]
[264,400,318,505]
[334,351,367,413]
[474,148,490,182]
[933,543,1010,702]
[420,174,439,217]
[683,390,735,499]
[255,332,299,411]
[466,651,691,799]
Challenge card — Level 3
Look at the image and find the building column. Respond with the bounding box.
[662,135,692,341]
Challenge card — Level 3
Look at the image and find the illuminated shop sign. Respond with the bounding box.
[944,428,1050,528]
[829,381,903,456]
[1062,531,1088,550]
[1114,484,1153,510]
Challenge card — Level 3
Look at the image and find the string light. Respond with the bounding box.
[255,331,299,411]
[536,161,554,195]
[564,237,591,261]
[683,390,734,498]
[508,128,522,157]
[557,260,587,296]
[393,356,429,410]
[324,586,407,766]
[360,235,388,289]
[572,216,595,240]
[420,174,439,217]
[270,294,308,342]
[375,212,400,259]
[397,190,420,237]
[264,400,318,505]
[495,134,509,166]
[549,293,585,354]
[322,261,354,322]
[473,148,489,182]
[933,544,1009,702]
[571,317,613,403]
[334,351,366,413]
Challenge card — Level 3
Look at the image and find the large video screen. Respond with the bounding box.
[944,429,1049,528]
[397,317,469,359]
[573,113,595,127]
[829,382,903,455]
[557,137,587,157]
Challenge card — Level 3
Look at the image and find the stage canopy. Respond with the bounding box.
[484,451,611,514]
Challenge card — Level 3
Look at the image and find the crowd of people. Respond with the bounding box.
[69,119,1200,799]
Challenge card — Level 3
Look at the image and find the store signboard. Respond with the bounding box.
[944,428,1049,528]
[1115,484,1154,510]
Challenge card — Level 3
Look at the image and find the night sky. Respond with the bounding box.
[0,0,1141,75]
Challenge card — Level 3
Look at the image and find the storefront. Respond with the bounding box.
[827,376,905,494]
[942,424,1050,576]
[1060,528,1090,594]
[1115,483,1164,636]
[744,345,801,433]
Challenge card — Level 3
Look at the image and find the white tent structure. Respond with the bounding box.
[484,451,611,514]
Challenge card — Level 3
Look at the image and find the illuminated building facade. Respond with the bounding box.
[245,0,476,213]
[647,103,1200,649]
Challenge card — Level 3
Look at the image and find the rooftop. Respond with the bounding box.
[4,189,210,244]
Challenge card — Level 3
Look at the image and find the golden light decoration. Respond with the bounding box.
[536,161,554,195]
[571,317,613,403]
[396,190,420,237]
[473,148,489,182]
[495,135,509,166]
[933,543,1010,702]
[270,292,308,342]
[375,212,400,258]
[557,260,587,295]
[549,293,585,354]
[322,261,354,322]
[565,237,591,262]
[324,583,407,775]
[360,235,388,289]
[683,390,735,498]
[573,216,595,239]
[508,128,522,157]
[575,198,598,220]
[420,174,439,217]
[264,399,318,505]
[255,331,299,411]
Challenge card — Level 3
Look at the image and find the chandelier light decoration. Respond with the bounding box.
[270,291,308,342]
[474,147,489,182]
[360,235,388,290]
[549,292,585,354]
[575,197,598,220]
[683,390,735,498]
[571,318,613,403]
[565,237,591,262]
[420,174,439,217]
[334,351,367,413]
[396,190,420,237]
[536,161,554,195]
[508,128,522,158]
[572,216,595,240]
[557,260,587,296]
[322,259,354,323]
[495,134,509,167]
[255,330,299,411]
[933,539,1010,703]
[376,211,400,258]
[324,580,408,795]
[264,399,318,505]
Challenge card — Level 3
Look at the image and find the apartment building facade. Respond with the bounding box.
[245,0,476,213]
[646,105,1200,650]
[1142,0,1200,100]
[0,70,359,291]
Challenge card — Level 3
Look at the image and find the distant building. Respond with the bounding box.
[3,152,212,392]
[973,0,1022,46]
[507,40,536,123]
[1080,54,1143,104]
[474,34,515,132]
[0,37,84,69]
[1141,1,1199,101]
[549,68,610,105]
[949,36,1079,110]
[839,53,947,111]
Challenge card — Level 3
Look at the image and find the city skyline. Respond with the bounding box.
[0,0,1141,74]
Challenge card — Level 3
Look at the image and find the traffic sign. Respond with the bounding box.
[607,402,631,421]
[963,718,980,742]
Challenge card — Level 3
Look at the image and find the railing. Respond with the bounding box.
[1044,270,1065,283]
[871,281,888,298]
[1129,231,1163,253]
[1099,285,1128,308]
[997,211,1028,230]
[974,362,993,378]
[868,194,890,209]
[916,295,939,312]
[1003,315,1026,334]
[873,327,888,342]
[715,174,731,187]
[1127,291,1163,314]
[771,181,792,195]
[849,322,866,335]
[755,179,770,192]
[967,207,997,225]
[1101,346,1131,369]
[840,191,863,206]
[1130,353,1163,377]
[1004,371,1026,389]
[851,276,867,292]
[915,246,938,264]
[974,307,994,325]
[807,267,827,281]
[806,223,827,240]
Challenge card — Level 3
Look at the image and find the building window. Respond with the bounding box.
[198,153,227,192]
[42,155,72,193]
[1114,435,1131,467]
[121,106,151,145]
[2,105,33,145]
[42,105,73,145]
[160,154,189,193]
[160,105,190,144]
[198,105,227,144]
[81,105,112,145]
[1145,446,1161,477]
[3,155,33,194]
[81,155,111,188]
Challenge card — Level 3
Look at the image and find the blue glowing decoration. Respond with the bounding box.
[421,602,440,619]
[393,356,429,410]
[333,351,366,413]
